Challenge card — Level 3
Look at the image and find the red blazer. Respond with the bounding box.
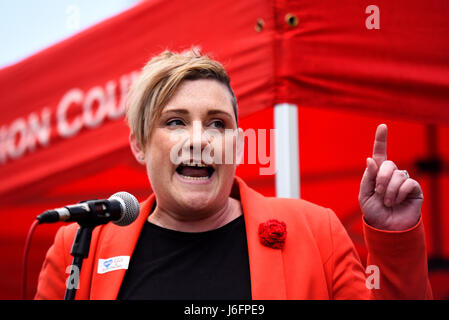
[35,177,432,299]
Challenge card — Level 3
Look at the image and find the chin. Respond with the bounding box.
[178,191,218,213]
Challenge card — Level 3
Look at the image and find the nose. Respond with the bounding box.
[190,121,209,148]
[186,120,209,162]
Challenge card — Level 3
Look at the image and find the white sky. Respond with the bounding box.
[0,0,139,69]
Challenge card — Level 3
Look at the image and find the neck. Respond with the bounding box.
[148,197,242,232]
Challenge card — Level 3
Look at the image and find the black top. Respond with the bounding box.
[117,214,252,300]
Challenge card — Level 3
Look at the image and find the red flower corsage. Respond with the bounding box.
[258,219,287,249]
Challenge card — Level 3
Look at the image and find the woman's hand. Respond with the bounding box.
[358,124,423,231]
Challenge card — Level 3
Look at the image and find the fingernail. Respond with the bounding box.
[384,199,392,207]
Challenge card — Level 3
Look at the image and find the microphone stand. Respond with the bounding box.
[64,200,114,300]
[64,223,95,300]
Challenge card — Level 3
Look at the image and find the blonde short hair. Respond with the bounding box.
[126,49,238,149]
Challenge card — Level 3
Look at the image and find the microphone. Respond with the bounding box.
[36,192,140,226]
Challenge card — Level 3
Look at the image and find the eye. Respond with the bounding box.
[166,119,185,127]
[209,119,225,129]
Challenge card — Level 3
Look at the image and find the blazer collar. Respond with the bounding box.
[91,176,286,300]
[234,177,287,299]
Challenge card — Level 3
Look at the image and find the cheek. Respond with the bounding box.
[207,131,238,165]
[211,139,238,182]
[144,134,177,178]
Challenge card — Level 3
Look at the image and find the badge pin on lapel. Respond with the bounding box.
[97,256,130,274]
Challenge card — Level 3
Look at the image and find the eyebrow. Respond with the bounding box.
[162,108,189,115]
[162,108,233,119]
[207,109,233,119]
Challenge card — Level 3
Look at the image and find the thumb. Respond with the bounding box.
[359,157,378,204]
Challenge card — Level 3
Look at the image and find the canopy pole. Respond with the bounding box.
[274,103,300,198]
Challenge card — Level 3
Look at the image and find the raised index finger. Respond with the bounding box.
[372,124,388,167]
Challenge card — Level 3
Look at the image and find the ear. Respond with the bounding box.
[129,133,146,165]
[235,128,245,166]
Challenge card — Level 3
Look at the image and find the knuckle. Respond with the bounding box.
[377,168,393,183]
[379,161,395,174]
[411,179,421,188]
[385,160,397,169]
[394,169,408,179]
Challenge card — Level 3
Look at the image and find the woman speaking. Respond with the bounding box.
[35,49,432,299]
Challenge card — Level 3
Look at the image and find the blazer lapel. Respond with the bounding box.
[89,195,155,300]
[235,177,287,299]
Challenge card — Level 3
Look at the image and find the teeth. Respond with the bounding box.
[179,174,210,180]
[182,162,208,168]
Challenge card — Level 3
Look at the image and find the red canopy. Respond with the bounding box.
[0,0,448,299]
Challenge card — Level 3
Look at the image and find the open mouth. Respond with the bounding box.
[175,163,215,180]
